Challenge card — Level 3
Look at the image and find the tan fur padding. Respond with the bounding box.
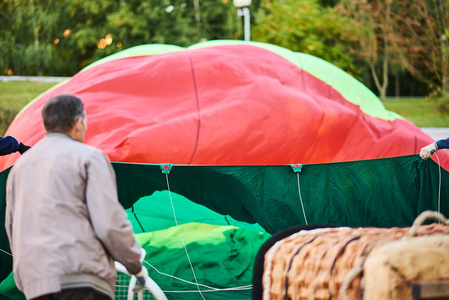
[262,224,449,300]
[364,235,449,300]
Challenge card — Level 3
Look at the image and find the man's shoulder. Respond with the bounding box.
[24,134,107,163]
[70,141,109,163]
[71,140,102,153]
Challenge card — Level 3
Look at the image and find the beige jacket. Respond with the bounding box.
[5,132,142,299]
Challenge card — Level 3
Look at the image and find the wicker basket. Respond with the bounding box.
[262,211,449,300]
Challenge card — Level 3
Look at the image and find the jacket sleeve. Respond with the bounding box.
[435,137,449,150]
[0,136,19,156]
[85,151,142,275]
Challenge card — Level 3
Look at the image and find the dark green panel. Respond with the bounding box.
[112,155,448,233]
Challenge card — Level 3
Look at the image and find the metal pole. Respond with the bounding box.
[237,7,250,41]
[243,7,250,41]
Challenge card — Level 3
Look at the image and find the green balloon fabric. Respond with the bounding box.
[0,272,25,300]
[128,223,269,299]
[126,191,267,234]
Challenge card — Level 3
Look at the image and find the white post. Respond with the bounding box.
[243,7,250,41]
[234,0,251,41]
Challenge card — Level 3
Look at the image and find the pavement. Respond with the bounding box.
[0,76,69,82]
[420,128,449,141]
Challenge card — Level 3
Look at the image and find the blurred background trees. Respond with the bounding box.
[1,0,448,101]
[251,0,360,79]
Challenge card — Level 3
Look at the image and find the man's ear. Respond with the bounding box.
[74,117,83,130]
[71,118,84,137]
[67,117,84,141]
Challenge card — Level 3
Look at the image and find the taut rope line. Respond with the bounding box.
[165,173,206,299]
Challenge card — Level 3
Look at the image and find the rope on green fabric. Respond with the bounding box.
[0,249,12,257]
[291,164,308,225]
[142,260,252,292]
[164,172,206,300]
[435,154,442,215]
[157,167,254,296]
[131,205,145,233]
[296,173,308,226]
[160,164,173,174]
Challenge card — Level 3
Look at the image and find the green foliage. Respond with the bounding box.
[0,0,243,75]
[251,0,360,78]
[1,0,68,75]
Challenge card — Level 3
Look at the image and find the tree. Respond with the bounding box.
[337,0,449,100]
[336,0,398,99]
[0,0,61,75]
[251,0,360,80]
[0,0,244,76]
[387,0,449,93]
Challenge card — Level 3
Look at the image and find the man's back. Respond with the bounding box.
[11,132,99,213]
[6,131,140,299]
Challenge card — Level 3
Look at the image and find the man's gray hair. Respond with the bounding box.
[42,94,85,133]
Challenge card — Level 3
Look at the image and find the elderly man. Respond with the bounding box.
[5,94,148,300]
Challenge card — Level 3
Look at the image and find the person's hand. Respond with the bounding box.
[420,142,437,160]
[18,142,31,154]
[133,266,149,293]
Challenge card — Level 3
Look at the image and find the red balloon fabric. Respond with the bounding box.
[1,41,447,171]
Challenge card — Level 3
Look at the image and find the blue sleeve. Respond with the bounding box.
[436,137,449,150]
[0,136,19,155]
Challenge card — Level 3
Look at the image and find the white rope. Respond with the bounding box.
[165,174,206,300]
[405,210,449,238]
[296,172,308,225]
[0,249,12,256]
[340,241,384,300]
[161,288,251,293]
[143,260,252,291]
[435,153,442,215]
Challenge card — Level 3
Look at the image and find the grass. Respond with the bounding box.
[1,81,449,132]
[0,81,58,135]
[0,81,57,111]
[381,97,449,127]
